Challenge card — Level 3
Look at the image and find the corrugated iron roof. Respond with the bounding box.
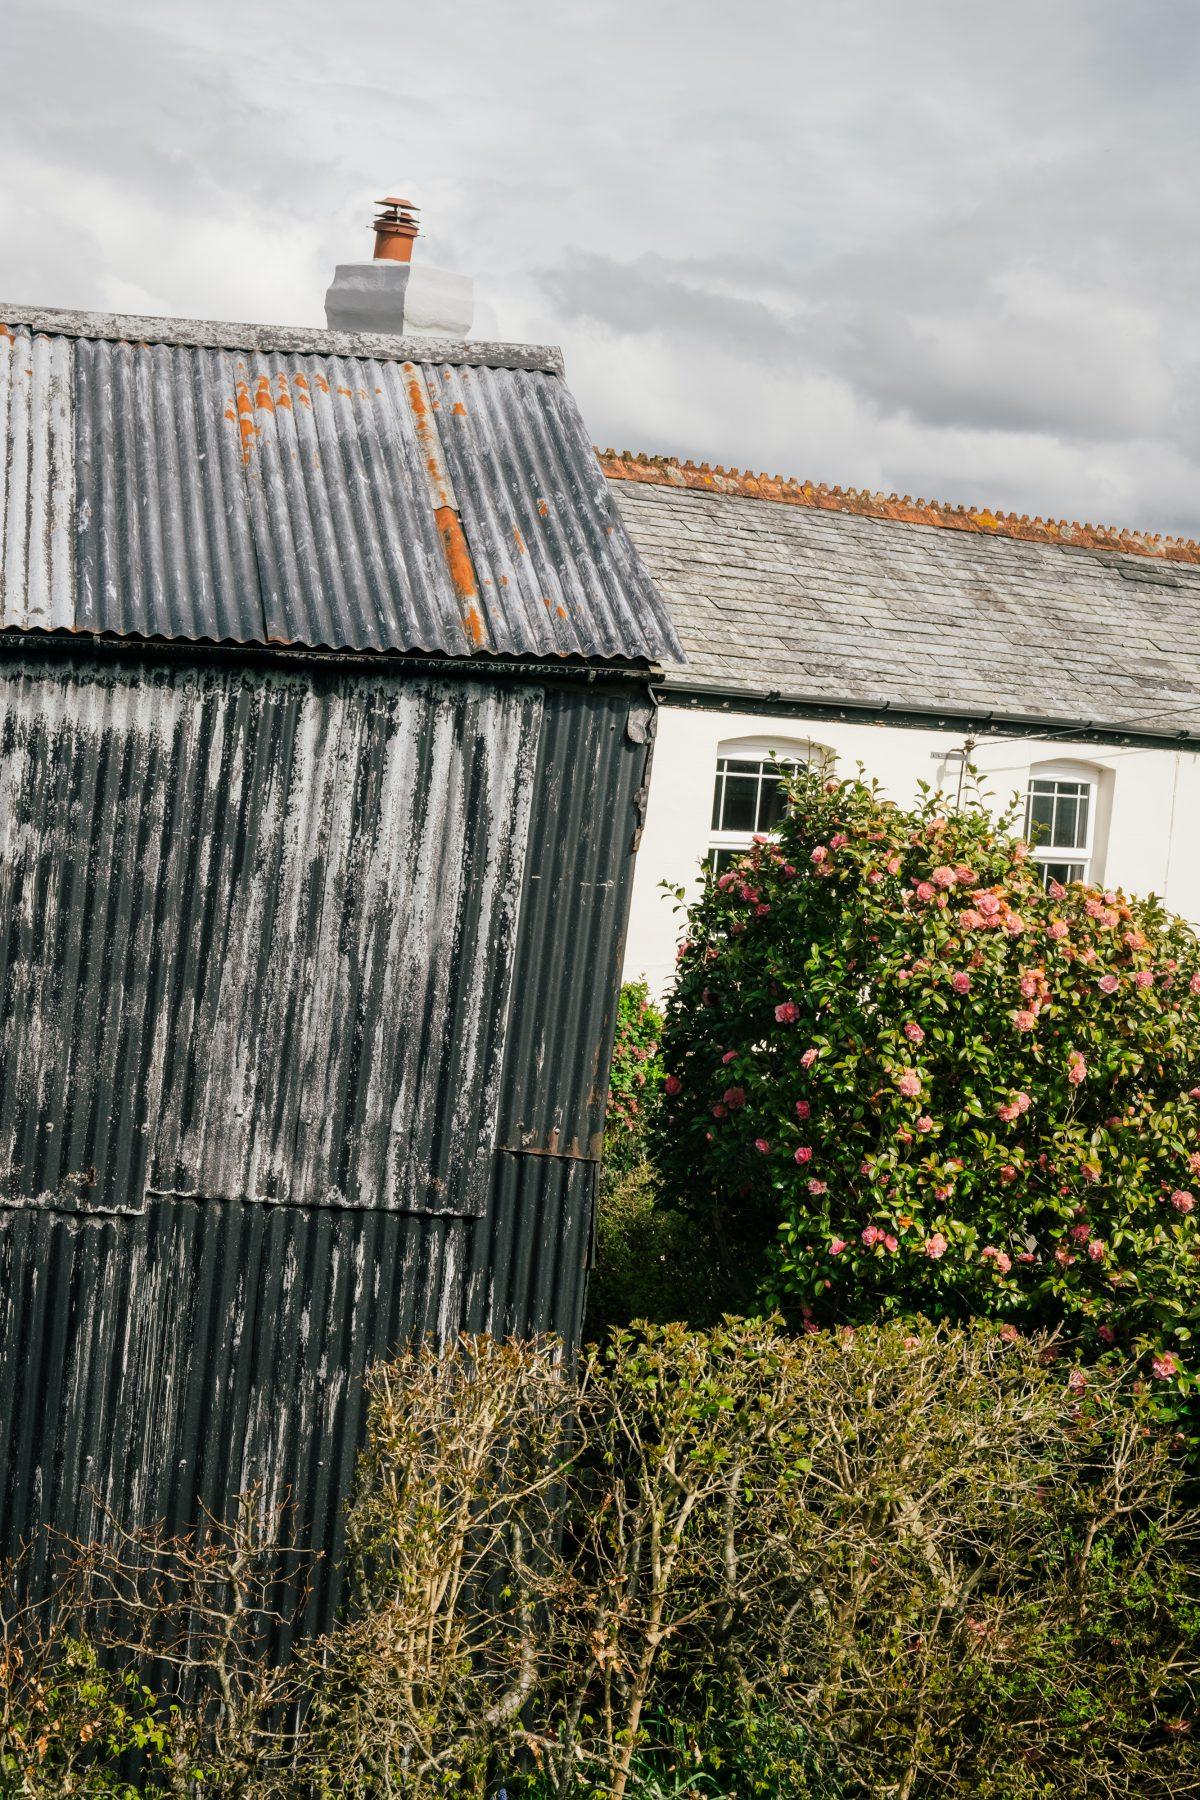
[0,307,682,665]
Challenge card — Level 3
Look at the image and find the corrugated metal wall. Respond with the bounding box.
[0,649,650,1627]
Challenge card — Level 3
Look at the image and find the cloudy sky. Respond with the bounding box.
[3,0,1198,536]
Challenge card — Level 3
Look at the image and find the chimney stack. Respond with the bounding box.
[324,194,474,339]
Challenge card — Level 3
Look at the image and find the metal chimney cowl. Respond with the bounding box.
[324,194,474,338]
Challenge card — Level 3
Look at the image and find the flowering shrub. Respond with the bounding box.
[656,766,1200,1388]
[604,980,665,1177]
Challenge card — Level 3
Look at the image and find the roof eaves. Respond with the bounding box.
[0,303,564,376]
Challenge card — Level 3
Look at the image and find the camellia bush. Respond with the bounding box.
[656,765,1200,1389]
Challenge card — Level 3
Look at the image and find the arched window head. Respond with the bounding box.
[1024,760,1102,889]
[707,736,832,876]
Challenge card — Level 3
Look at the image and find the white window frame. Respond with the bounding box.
[1024,762,1098,889]
[707,737,825,873]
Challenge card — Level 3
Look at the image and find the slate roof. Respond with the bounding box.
[602,455,1200,738]
[0,306,681,666]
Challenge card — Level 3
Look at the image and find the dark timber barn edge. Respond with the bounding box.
[0,305,682,1628]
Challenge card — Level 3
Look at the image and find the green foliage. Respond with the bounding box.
[584,1160,734,1338]
[0,1631,176,1796]
[604,981,665,1177]
[656,765,1200,1389]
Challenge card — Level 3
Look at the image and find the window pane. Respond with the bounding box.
[1039,859,1086,889]
[757,769,793,831]
[710,768,724,832]
[1026,786,1056,845]
[708,848,742,877]
[719,771,761,833]
[1052,792,1080,849]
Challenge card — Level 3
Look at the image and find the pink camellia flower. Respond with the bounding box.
[904,1021,925,1044]
[915,881,936,903]
[829,1237,847,1255]
[1012,1009,1037,1032]
[981,1247,1012,1274]
[896,1071,922,1098]
[1191,973,1200,996]
[723,1086,746,1110]
[1000,1164,1017,1183]
[1067,1367,1088,1395]
[903,1334,921,1350]
[755,903,771,917]
[925,1232,948,1259]
[1016,1093,1031,1114]
[1134,969,1154,989]
[886,854,902,875]
[716,872,736,891]
[933,1184,952,1203]
[1070,1222,1092,1243]
[754,1138,771,1154]
[1088,1239,1106,1261]
[1048,879,1066,899]
[810,845,828,864]
[807,1178,828,1196]
[1048,919,1068,941]
[664,1074,681,1097]
[1067,1052,1087,1086]
[976,891,1001,919]
[712,1103,728,1120]
[794,1145,813,1165]
[951,971,972,994]
[1003,913,1026,936]
[1054,1246,1075,1269]
[1190,1088,1200,1101]
[883,1233,899,1252]
[1189,1151,1200,1175]
[1016,1250,1035,1264]
[801,1047,819,1069]
[721,1049,737,1065]
[1153,1352,1179,1380]
[1171,1189,1195,1214]
[862,1224,882,1247]
[775,1000,800,1024]
[1098,973,1119,994]
[954,865,976,884]
[1098,1323,1116,1345]
[997,1323,1019,1345]
[932,865,956,889]
[867,869,883,885]
[916,1114,934,1133]
[829,832,849,850]
[795,1100,811,1121]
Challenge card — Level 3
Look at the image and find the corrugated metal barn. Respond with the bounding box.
[0,304,680,1621]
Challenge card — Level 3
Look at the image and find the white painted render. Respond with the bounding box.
[623,702,1200,997]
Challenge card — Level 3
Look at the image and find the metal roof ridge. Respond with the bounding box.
[598,449,1200,567]
[0,304,564,375]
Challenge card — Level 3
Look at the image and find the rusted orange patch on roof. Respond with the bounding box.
[598,450,1200,566]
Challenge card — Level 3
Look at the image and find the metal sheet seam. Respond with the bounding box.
[400,361,486,651]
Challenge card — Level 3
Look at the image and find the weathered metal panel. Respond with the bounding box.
[0,655,541,1216]
[496,685,655,1162]
[424,363,675,663]
[0,326,74,630]
[74,339,263,642]
[0,315,683,664]
[0,650,655,1635]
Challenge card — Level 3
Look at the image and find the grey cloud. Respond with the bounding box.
[0,0,1197,537]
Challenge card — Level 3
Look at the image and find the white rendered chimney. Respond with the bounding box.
[324,197,474,339]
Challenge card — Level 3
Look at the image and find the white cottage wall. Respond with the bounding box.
[625,704,1200,997]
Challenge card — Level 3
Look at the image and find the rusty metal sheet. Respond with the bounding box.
[2,312,682,665]
[0,326,74,630]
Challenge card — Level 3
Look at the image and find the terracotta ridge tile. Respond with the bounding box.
[596,449,1200,566]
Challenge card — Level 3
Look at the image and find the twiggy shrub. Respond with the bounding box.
[319,1323,1200,1800]
[656,767,1200,1393]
